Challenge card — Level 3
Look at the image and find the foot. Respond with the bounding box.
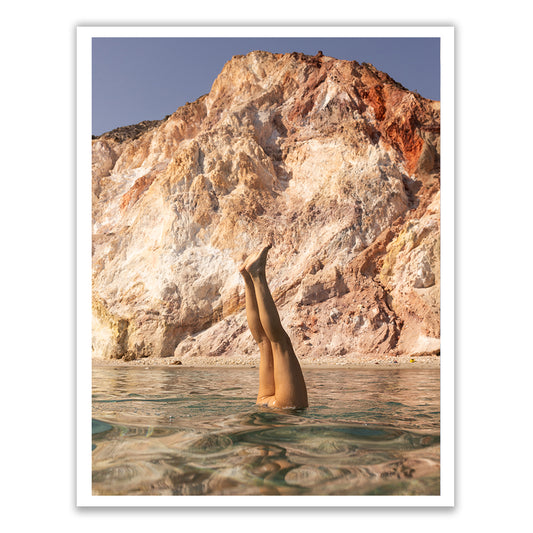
[245,243,272,277]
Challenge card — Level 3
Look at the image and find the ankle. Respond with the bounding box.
[249,270,267,283]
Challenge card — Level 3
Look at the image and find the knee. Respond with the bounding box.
[257,337,272,348]
[271,331,293,350]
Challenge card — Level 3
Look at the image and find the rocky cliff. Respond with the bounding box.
[91,50,441,363]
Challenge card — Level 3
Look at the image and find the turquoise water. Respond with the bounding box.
[92,366,440,496]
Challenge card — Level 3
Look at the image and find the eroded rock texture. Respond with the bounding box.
[92,50,441,362]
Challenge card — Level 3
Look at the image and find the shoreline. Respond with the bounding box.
[92,353,440,369]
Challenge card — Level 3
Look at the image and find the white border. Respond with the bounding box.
[77,25,454,507]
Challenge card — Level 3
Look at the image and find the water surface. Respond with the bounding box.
[92,366,440,496]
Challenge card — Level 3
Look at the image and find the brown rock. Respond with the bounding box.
[91,50,440,362]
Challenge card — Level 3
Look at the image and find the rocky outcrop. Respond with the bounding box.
[92,50,440,362]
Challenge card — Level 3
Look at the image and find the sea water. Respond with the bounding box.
[92,366,440,496]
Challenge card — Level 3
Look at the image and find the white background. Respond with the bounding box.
[2,1,531,530]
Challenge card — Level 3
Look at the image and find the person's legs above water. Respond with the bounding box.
[239,263,276,405]
[242,243,308,409]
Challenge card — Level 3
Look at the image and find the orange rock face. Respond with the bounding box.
[91,50,441,362]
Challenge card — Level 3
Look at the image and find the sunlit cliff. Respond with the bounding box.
[91,50,441,362]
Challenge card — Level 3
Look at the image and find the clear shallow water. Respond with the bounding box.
[92,366,440,496]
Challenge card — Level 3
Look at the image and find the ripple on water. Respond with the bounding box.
[91,367,440,496]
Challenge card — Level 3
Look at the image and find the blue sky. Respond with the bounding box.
[92,37,440,136]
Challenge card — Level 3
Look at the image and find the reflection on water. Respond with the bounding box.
[92,366,440,496]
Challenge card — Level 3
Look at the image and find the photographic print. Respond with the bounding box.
[77,26,454,505]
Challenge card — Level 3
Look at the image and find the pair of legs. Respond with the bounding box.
[239,244,308,409]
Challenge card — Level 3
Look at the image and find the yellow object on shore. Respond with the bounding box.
[410,358,415,363]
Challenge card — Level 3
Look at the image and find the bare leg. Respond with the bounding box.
[245,244,308,409]
[239,264,275,405]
